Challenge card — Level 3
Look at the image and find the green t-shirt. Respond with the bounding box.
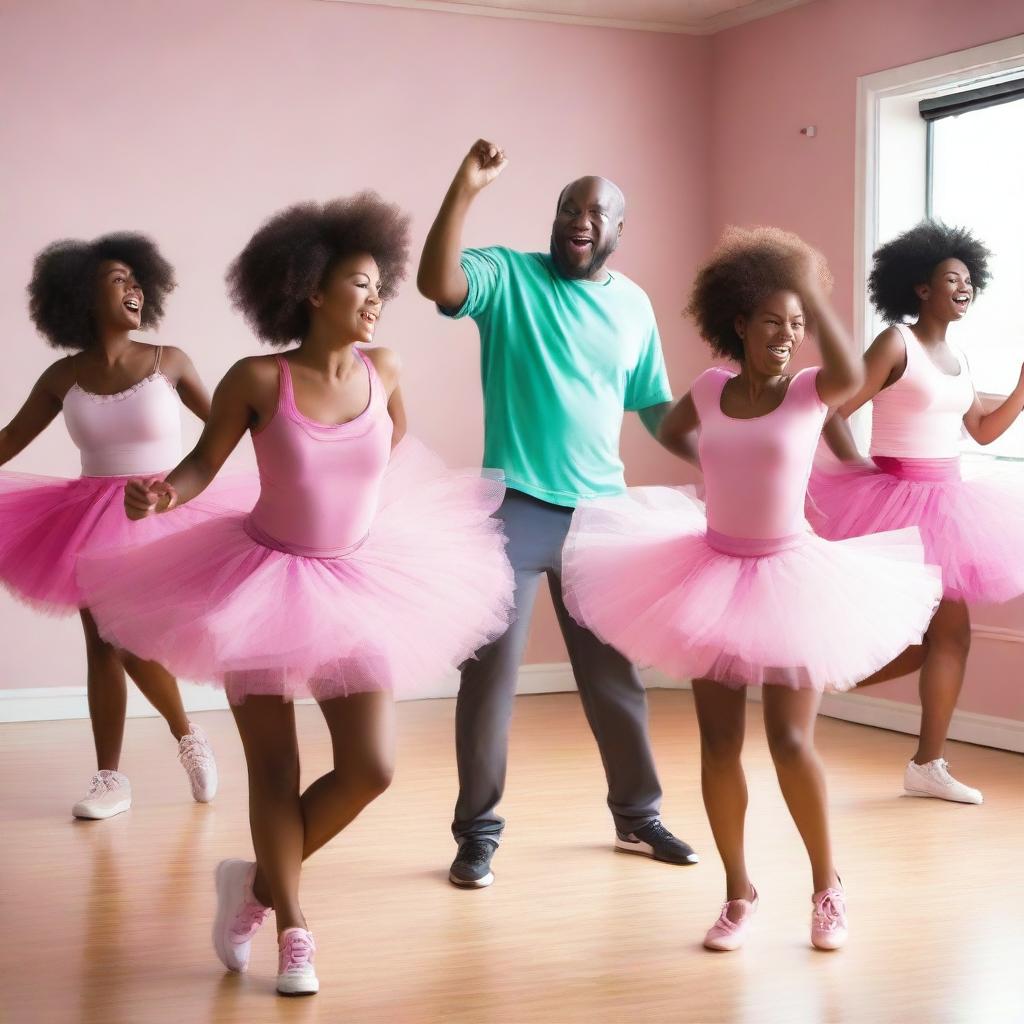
[443,247,671,507]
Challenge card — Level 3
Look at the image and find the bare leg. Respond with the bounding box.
[854,643,926,688]
[914,598,970,764]
[121,652,190,741]
[762,686,838,894]
[80,609,128,772]
[231,695,305,934]
[248,691,395,924]
[691,679,753,912]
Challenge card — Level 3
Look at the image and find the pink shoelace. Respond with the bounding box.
[279,930,316,972]
[85,770,123,797]
[231,899,270,941]
[813,889,846,932]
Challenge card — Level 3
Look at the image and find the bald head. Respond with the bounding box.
[557,176,626,221]
[550,176,626,281]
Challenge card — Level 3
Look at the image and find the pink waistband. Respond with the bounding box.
[704,528,807,557]
[872,456,961,482]
[243,516,368,560]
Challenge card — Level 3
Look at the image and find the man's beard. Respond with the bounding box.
[549,233,616,281]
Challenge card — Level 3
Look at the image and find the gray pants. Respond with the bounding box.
[452,489,663,842]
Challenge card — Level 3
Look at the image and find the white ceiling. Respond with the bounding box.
[319,0,818,35]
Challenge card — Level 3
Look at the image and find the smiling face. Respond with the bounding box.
[549,177,624,281]
[915,257,973,324]
[95,260,143,333]
[734,289,806,374]
[309,252,382,343]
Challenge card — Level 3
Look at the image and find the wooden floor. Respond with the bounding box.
[1,691,1022,1024]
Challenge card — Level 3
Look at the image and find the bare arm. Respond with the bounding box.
[0,361,71,466]
[656,392,701,469]
[162,346,212,422]
[799,279,863,408]
[963,362,1024,445]
[637,400,672,439]
[820,327,906,463]
[416,140,508,309]
[125,358,273,519]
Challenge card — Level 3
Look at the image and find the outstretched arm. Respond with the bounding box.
[417,140,508,310]
[963,362,1024,445]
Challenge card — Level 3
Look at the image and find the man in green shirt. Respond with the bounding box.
[419,139,698,889]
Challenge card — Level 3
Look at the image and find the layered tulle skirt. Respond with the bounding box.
[0,469,254,616]
[561,487,942,691]
[807,454,1024,603]
[77,438,515,703]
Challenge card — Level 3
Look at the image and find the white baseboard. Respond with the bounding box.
[0,662,594,724]
[2,664,1019,754]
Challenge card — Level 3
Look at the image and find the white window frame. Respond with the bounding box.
[852,34,1024,449]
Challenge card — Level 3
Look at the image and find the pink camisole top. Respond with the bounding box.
[245,351,393,558]
[868,323,974,460]
[63,347,182,477]
[692,366,827,548]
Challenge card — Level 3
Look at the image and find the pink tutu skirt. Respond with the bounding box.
[77,438,515,703]
[561,487,942,691]
[807,454,1024,604]
[0,469,255,616]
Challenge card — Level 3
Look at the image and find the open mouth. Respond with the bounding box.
[953,294,970,312]
[767,345,791,360]
[124,297,141,314]
[566,235,593,254]
[359,310,377,326]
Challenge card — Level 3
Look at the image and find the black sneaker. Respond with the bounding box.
[615,820,699,865]
[449,838,498,888]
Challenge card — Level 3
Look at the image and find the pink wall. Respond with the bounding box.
[0,0,709,684]
[709,0,1024,722]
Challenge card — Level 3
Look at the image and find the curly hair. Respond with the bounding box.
[27,233,175,350]
[685,226,832,362]
[226,192,412,346]
[868,220,991,324]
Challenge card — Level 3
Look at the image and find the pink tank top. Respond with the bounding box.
[693,366,827,546]
[63,347,183,477]
[869,323,974,460]
[246,351,393,558]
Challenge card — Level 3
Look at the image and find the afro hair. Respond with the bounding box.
[27,233,176,350]
[868,220,991,324]
[226,191,411,346]
[686,226,832,362]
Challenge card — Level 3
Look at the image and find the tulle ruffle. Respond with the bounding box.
[807,453,1024,603]
[562,486,942,691]
[78,438,515,702]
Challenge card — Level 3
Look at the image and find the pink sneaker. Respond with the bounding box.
[811,885,847,951]
[277,928,319,996]
[178,723,218,803]
[703,886,758,951]
[212,859,271,972]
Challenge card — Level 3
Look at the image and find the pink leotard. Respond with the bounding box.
[692,366,826,551]
[869,323,974,460]
[245,351,392,558]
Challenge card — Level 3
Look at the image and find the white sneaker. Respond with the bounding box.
[277,928,319,996]
[213,859,271,973]
[904,758,983,805]
[178,723,218,802]
[72,770,132,819]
